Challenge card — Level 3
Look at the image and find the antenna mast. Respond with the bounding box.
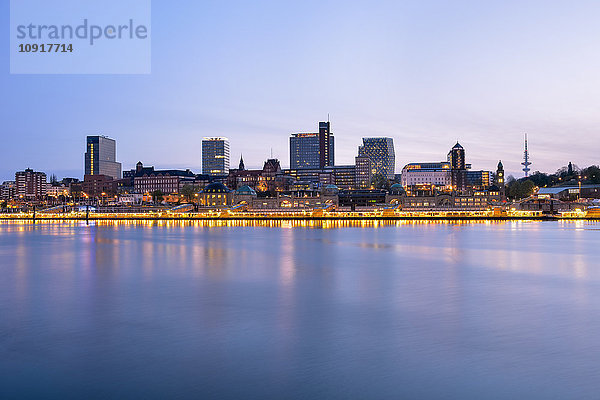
[522,133,531,177]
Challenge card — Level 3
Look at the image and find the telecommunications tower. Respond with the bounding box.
[522,134,531,177]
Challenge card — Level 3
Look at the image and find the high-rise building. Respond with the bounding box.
[290,133,320,169]
[319,121,334,168]
[357,138,395,180]
[355,156,372,189]
[202,137,230,176]
[448,142,467,191]
[290,121,335,169]
[85,136,122,180]
[447,142,466,170]
[15,168,47,199]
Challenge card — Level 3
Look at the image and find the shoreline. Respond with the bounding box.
[1,215,597,222]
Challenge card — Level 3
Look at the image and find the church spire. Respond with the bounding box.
[238,154,245,171]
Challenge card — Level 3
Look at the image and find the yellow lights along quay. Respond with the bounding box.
[0,208,598,221]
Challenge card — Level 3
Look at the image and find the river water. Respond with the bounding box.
[1,220,599,399]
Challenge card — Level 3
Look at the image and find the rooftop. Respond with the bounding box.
[202,182,231,193]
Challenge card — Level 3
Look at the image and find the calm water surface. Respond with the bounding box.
[1,220,599,399]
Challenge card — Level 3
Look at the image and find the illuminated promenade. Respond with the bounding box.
[0,208,597,221]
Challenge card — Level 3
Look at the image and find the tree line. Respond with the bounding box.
[506,163,600,200]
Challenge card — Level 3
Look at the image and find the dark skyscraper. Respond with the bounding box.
[447,142,466,170]
[318,121,334,168]
[448,142,467,191]
[85,135,122,180]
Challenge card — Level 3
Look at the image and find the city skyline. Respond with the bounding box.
[2,1,600,180]
[1,127,595,183]
[3,2,600,399]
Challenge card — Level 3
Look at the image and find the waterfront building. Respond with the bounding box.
[60,178,80,187]
[231,189,338,210]
[85,135,122,180]
[193,174,212,190]
[284,165,356,190]
[1,181,16,200]
[355,156,372,189]
[284,168,321,185]
[227,168,262,190]
[402,143,493,195]
[515,196,578,212]
[81,174,117,198]
[226,158,291,193]
[537,185,600,201]
[198,182,233,207]
[401,162,452,192]
[385,184,406,205]
[15,168,47,199]
[257,159,290,193]
[233,185,258,205]
[289,121,335,169]
[357,138,395,180]
[202,137,230,176]
[331,166,356,189]
[399,188,504,210]
[465,170,492,189]
[47,184,70,198]
[123,161,155,181]
[389,183,405,195]
[338,189,388,207]
[132,162,197,194]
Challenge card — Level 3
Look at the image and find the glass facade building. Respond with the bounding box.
[202,137,230,176]
[290,121,335,169]
[466,170,491,189]
[357,138,396,180]
[290,133,320,169]
[85,136,122,180]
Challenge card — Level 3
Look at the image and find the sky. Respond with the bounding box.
[1,0,599,181]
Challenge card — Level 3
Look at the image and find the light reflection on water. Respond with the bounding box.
[0,220,599,399]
